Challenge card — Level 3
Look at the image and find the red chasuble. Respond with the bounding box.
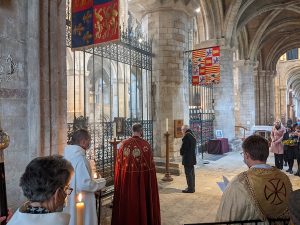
[112,136,161,225]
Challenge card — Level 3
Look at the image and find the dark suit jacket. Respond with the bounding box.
[180,129,196,166]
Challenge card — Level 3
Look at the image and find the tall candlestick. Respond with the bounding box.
[0,127,9,225]
[76,193,84,225]
[166,118,168,132]
[113,123,117,138]
[162,132,173,182]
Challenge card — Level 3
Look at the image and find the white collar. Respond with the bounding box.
[251,164,272,169]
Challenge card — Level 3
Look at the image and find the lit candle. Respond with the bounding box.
[113,123,117,139]
[166,118,168,132]
[76,193,84,225]
[93,172,98,179]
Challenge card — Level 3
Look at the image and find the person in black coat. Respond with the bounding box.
[180,125,197,193]
[282,126,296,174]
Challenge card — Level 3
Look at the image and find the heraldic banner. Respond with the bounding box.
[72,0,119,50]
[191,46,220,86]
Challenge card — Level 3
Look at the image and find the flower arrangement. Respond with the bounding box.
[282,139,296,146]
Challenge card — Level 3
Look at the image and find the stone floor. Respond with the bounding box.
[100,151,300,225]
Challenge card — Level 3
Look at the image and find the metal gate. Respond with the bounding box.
[187,57,214,157]
[66,2,153,184]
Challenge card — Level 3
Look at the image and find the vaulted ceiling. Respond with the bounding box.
[196,0,300,71]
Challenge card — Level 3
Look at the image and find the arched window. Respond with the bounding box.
[287,48,298,60]
[129,70,142,120]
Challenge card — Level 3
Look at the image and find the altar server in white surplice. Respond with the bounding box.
[64,129,106,225]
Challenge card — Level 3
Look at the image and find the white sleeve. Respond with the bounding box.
[216,177,256,222]
[75,160,106,193]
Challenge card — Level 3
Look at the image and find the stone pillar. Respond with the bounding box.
[268,72,275,124]
[213,48,235,140]
[36,0,67,156]
[141,1,195,159]
[233,60,256,135]
[256,70,276,125]
[0,0,67,208]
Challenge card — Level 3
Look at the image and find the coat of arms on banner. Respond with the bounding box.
[72,0,120,50]
[192,46,220,86]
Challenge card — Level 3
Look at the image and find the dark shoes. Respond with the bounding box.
[182,188,195,193]
[295,171,300,176]
[286,169,293,174]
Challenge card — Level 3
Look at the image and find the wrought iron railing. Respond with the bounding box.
[184,218,290,225]
[67,119,153,185]
[190,107,214,158]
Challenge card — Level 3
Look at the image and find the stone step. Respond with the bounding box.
[155,165,182,176]
[154,157,182,175]
[155,161,181,169]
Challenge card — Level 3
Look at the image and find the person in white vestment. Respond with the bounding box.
[216,135,292,223]
[64,129,106,225]
[288,189,300,225]
[0,209,13,223]
[8,155,74,225]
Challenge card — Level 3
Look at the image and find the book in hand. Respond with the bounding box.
[217,176,229,192]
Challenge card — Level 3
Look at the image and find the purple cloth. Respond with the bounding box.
[207,138,229,154]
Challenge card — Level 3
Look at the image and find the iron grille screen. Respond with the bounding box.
[66,0,153,184]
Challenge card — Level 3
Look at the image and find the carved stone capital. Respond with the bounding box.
[129,0,200,20]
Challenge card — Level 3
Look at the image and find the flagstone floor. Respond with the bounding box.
[100,151,300,225]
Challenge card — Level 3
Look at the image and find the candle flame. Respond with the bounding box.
[78,193,82,202]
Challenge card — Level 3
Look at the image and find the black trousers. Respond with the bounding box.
[283,149,288,164]
[274,154,284,169]
[184,165,195,191]
[288,159,294,171]
[286,147,295,171]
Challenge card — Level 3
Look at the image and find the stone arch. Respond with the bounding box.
[223,0,244,45]
[237,27,249,60]
[195,8,206,42]
[266,40,300,71]
[86,54,122,120]
[247,10,282,61]
[236,1,299,34]
[199,0,216,40]
[286,66,300,92]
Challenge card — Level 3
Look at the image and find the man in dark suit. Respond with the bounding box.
[180,125,197,193]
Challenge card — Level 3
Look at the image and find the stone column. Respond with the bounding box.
[279,87,287,122]
[268,72,275,124]
[36,0,67,156]
[233,60,256,135]
[140,1,195,159]
[256,70,276,125]
[0,0,67,208]
[213,48,235,140]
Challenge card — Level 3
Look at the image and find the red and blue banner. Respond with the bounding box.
[72,0,119,49]
[192,46,220,86]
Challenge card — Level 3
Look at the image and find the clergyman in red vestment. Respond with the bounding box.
[111,123,161,225]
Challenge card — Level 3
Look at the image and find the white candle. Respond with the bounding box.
[93,172,98,179]
[166,118,168,132]
[113,123,117,138]
[76,193,84,225]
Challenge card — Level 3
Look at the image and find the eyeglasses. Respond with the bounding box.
[63,185,73,196]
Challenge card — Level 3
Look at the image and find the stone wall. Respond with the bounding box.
[0,0,67,208]
[0,0,29,207]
